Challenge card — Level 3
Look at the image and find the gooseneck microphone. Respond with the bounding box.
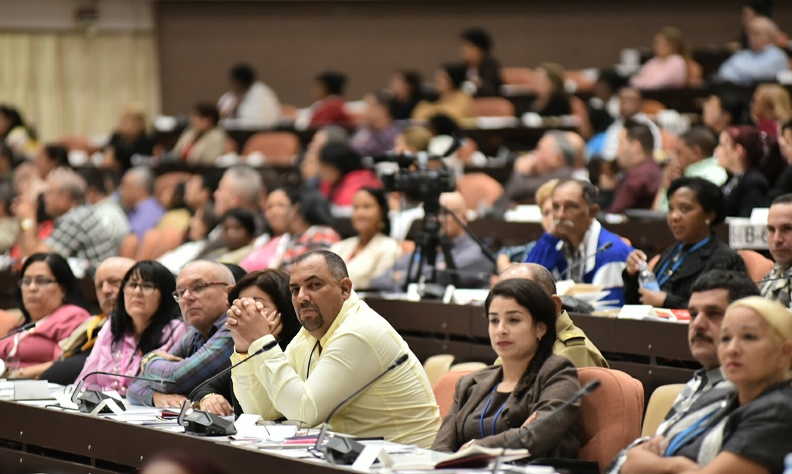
[560,242,614,281]
[0,322,36,342]
[315,354,409,465]
[177,338,279,436]
[72,371,175,414]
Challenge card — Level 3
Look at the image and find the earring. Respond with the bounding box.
[705,220,711,225]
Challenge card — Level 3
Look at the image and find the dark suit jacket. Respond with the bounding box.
[623,236,746,309]
[432,354,582,456]
[473,56,503,97]
[723,169,769,218]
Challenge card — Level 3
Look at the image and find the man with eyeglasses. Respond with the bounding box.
[127,261,235,407]
[39,257,135,385]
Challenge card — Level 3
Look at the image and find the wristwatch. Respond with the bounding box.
[20,218,35,231]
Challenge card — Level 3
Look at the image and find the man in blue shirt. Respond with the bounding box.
[524,179,631,305]
[717,16,789,85]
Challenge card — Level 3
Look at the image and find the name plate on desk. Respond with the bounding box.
[728,218,767,250]
[0,380,51,400]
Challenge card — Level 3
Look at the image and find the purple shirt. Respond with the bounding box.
[128,197,165,239]
[350,124,401,157]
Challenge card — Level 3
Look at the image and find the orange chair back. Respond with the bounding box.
[242,131,301,166]
[577,367,644,472]
[457,173,504,212]
[433,370,474,418]
[472,97,515,117]
[738,250,774,283]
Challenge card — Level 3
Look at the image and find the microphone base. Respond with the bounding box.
[321,434,365,465]
[182,410,237,437]
[76,391,124,414]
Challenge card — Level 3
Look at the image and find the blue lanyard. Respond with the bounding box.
[655,237,711,288]
[663,409,717,456]
[478,386,509,438]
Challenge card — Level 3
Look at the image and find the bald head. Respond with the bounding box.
[748,16,780,51]
[498,263,557,296]
[180,260,236,286]
[177,260,236,334]
[94,257,136,315]
[440,192,467,239]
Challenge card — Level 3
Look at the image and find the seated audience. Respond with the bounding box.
[605,120,662,213]
[308,70,352,129]
[173,103,228,165]
[530,63,573,116]
[655,127,728,211]
[218,63,280,129]
[318,142,381,216]
[184,173,217,215]
[81,168,130,250]
[200,208,257,265]
[102,106,154,172]
[610,270,760,473]
[619,296,792,474]
[393,125,432,155]
[771,121,792,197]
[194,269,301,416]
[349,92,401,157]
[0,253,90,379]
[750,83,792,138]
[0,105,37,159]
[432,278,581,455]
[0,180,18,254]
[330,188,402,288]
[371,192,495,290]
[300,125,349,183]
[524,179,632,305]
[127,261,236,407]
[229,250,440,447]
[498,263,608,368]
[459,27,502,97]
[213,165,263,221]
[387,70,423,120]
[158,203,218,275]
[630,27,689,89]
[15,167,116,266]
[412,64,474,125]
[716,16,789,85]
[761,194,792,307]
[279,189,340,269]
[716,126,770,217]
[40,257,135,384]
[77,261,186,395]
[240,188,292,272]
[502,130,587,205]
[598,87,662,161]
[624,178,746,308]
[33,144,69,180]
[120,166,165,240]
[702,88,748,135]
[497,179,559,271]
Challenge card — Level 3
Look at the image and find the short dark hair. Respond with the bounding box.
[80,167,108,195]
[228,269,301,349]
[43,144,69,168]
[555,178,599,206]
[771,193,792,206]
[284,187,333,227]
[690,270,759,303]
[316,71,347,96]
[318,142,363,176]
[230,63,256,88]
[460,27,493,53]
[18,253,85,322]
[781,120,792,134]
[194,103,220,126]
[428,114,461,136]
[484,279,557,374]
[725,126,765,170]
[709,88,748,126]
[624,119,655,155]
[111,260,181,354]
[221,207,257,237]
[396,70,423,101]
[442,63,468,90]
[680,126,717,157]
[356,187,391,236]
[292,249,349,280]
[667,177,725,226]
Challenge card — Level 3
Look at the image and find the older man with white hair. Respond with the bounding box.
[717,16,790,85]
[16,167,116,265]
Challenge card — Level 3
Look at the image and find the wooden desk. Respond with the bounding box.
[0,401,350,474]
[365,297,698,399]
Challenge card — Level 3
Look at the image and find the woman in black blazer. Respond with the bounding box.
[623,177,746,308]
[716,125,770,218]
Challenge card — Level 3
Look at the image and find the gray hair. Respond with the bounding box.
[555,178,598,206]
[126,166,155,194]
[48,167,86,203]
[181,260,236,285]
[223,165,263,205]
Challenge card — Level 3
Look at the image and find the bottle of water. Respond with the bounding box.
[783,453,792,474]
[638,261,660,291]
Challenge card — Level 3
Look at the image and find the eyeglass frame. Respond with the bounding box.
[20,277,58,288]
[172,281,229,302]
[123,281,158,294]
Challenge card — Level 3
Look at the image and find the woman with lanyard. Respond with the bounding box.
[623,177,745,308]
[0,253,90,379]
[619,296,792,474]
[432,279,582,457]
